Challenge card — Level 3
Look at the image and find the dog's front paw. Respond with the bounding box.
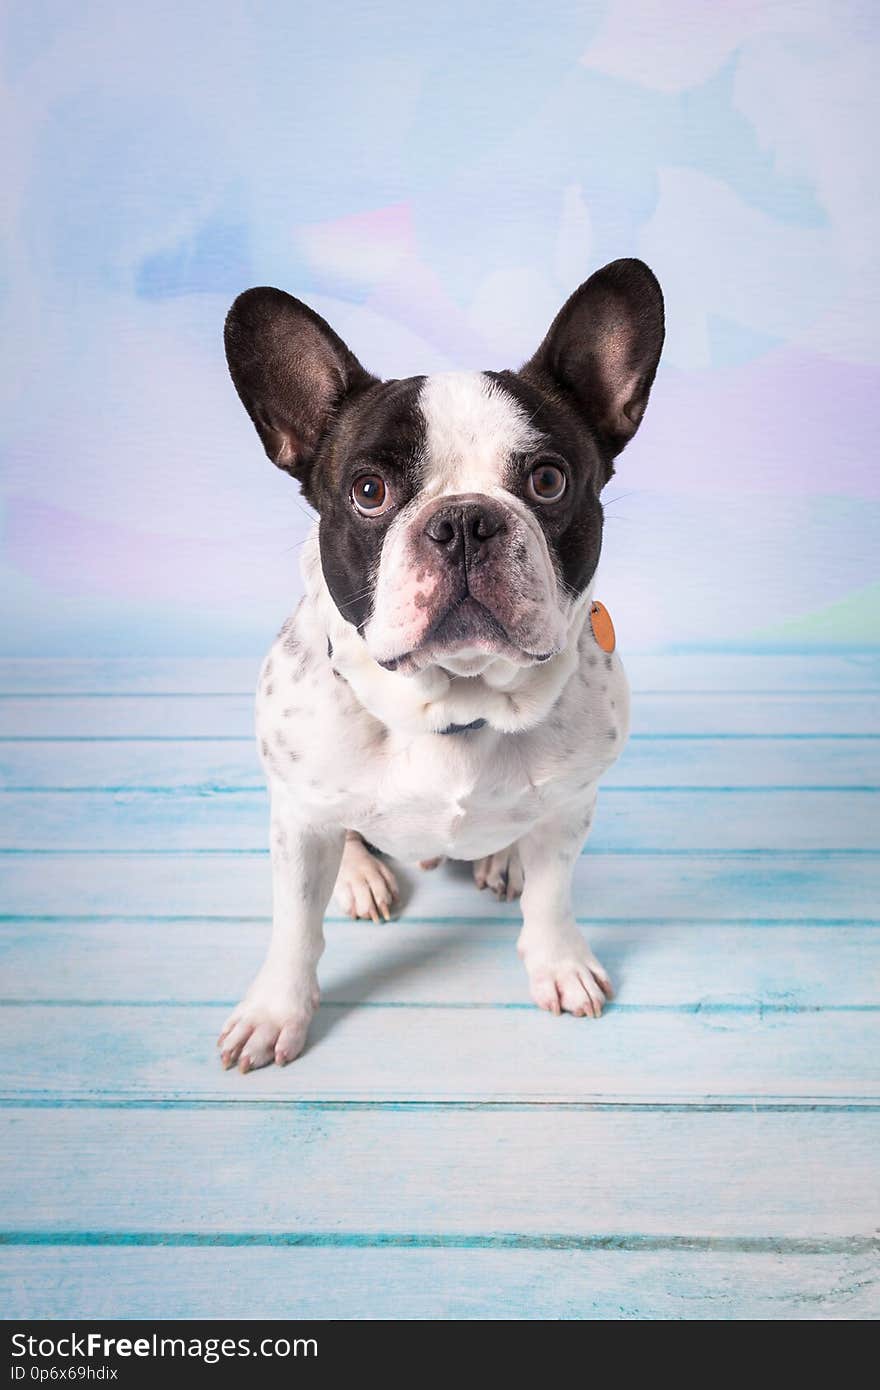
[217,978,319,1072]
[518,930,613,1018]
[333,835,399,922]
[473,844,524,900]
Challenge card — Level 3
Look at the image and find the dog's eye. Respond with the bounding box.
[351,474,389,515]
[527,461,566,503]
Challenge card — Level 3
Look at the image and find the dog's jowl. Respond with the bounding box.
[219,259,664,1071]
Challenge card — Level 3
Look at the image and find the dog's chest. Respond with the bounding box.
[356,734,541,860]
[256,622,628,862]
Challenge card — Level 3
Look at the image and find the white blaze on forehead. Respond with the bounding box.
[417,372,543,495]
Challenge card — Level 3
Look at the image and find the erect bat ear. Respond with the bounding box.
[224,287,377,486]
[521,258,665,474]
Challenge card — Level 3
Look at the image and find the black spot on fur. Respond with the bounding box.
[314,378,427,631]
[486,369,606,600]
[604,655,613,671]
[607,727,618,741]
[265,682,273,697]
[327,637,334,659]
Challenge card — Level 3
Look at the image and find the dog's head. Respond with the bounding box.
[225,259,664,676]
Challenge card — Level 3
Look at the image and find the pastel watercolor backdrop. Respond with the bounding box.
[2,0,878,656]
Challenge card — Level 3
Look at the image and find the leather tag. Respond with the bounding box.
[590,600,616,654]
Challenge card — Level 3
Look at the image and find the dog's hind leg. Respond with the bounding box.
[473,843,524,901]
[333,831,400,923]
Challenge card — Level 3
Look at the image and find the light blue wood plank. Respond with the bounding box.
[0,659,258,695]
[0,741,263,791]
[2,788,877,851]
[2,1110,876,1239]
[2,1246,876,1319]
[2,851,877,920]
[0,1005,875,1103]
[1,920,877,1008]
[0,696,255,739]
[2,692,879,737]
[612,735,880,787]
[1,652,877,694]
[625,651,880,692]
[628,695,880,736]
[3,735,879,790]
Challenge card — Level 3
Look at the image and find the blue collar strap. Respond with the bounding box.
[438,719,487,735]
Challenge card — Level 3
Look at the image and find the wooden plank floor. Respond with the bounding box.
[0,653,878,1320]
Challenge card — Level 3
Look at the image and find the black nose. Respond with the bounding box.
[423,499,506,552]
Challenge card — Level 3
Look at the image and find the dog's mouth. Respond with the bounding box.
[377,596,557,675]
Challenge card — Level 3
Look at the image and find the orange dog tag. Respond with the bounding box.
[590,601,615,653]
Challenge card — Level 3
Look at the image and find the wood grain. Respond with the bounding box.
[3,1246,876,1319]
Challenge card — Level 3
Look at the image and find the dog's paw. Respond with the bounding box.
[519,931,613,1018]
[217,979,319,1072]
[473,844,524,901]
[333,835,399,922]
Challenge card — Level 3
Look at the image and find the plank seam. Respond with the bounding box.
[1,1000,877,1014]
[3,915,877,926]
[2,786,878,794]
[2,1099,878,1112]
[3,848,879,858]
[3,734,879,742]
[0,1232,876,1253]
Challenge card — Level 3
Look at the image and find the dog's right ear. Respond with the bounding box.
[224,288,377,486]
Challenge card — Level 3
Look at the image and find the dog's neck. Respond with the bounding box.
[301,530,591,737]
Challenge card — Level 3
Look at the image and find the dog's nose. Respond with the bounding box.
[423,499,506,552]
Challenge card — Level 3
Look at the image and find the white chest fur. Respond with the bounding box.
[255,592,630,864]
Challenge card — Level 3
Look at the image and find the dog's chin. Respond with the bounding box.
[373,597,560,677]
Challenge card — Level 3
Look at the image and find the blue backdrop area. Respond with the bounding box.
[2,1,878,654]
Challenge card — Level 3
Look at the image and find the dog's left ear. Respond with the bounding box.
[224,287,377,495]
[521,258,664,475]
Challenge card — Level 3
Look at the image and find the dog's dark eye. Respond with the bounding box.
[527,462,566,503]
[351,474,389,515]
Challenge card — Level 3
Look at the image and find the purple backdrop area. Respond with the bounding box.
[1,1,877,654]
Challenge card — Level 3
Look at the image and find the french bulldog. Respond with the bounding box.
[218,258,664,1072]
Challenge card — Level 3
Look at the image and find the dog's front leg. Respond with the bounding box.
[516,796,613,1018]
[218,789,344,1072]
